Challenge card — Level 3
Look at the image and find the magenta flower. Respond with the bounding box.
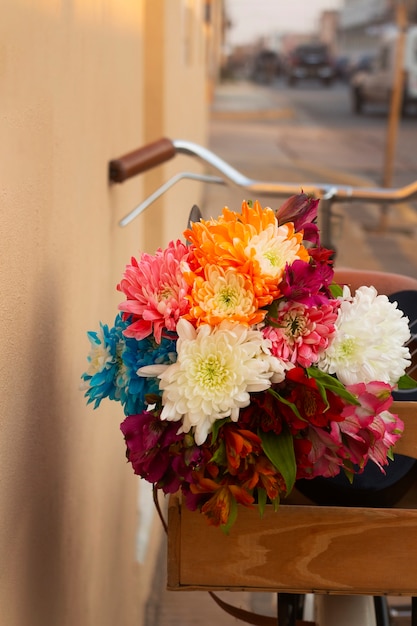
[121,411,182,488]
[121,411,202,493]
[117,240,191,343]
[275,193,319,232]
[280,259,335,305]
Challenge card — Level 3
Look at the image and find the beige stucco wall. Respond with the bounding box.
[0,1,209,625]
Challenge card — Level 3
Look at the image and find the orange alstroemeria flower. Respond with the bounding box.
[190,474,255,527]
[251,456,284,501]
[223,425,262,474]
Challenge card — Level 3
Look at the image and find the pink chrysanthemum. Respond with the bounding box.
[117,240,191,343]
[263,299,339,368]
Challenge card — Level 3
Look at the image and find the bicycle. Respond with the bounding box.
[109,138,417,626]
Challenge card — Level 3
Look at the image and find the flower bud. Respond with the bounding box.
[276,193,319,231]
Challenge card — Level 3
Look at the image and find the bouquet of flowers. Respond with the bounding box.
[81,195,414,531]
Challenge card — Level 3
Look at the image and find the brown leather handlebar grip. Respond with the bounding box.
[109,137,176,183]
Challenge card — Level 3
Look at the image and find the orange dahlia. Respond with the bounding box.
[186,264,266,327]
[184,200,310,309]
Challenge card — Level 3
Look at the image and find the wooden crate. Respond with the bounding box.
[168,401,417,596]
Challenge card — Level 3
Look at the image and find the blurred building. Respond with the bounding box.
[318,10,340,55]
[338,0,417,59]
[1,2,223,626]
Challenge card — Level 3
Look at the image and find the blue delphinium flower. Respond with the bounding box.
[81,318,124,408]
[81,314,177,414]
[117,332,177,415]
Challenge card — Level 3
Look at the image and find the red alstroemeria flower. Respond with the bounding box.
[239,390,285,434]
[279,367,345,432]
[293,437,314,479]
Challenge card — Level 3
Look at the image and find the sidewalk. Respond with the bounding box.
[146,80,417,626]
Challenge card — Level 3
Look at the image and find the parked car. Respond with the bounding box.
[349,54,375,79]
[334,55,351,81]
[251,49,281,84]
[285,43,334,86]
[351,26,417,115]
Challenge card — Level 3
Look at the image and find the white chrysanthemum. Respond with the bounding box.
[246,223,302,279]
[318,285,411,385]
[142,319,287,445]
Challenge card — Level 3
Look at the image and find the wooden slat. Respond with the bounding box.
[391,401,417,458]
[167,400,417,596]
[169,496,417,595]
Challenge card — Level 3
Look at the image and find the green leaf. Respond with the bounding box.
[266,299,279,320]
[342,460,355,484]
[330,283,344,298]
[259,425,296,494]
[268,387,305,422]
[210,440,226,466]
[343,469,354,484]
[210,417,230,444]
[397,374,417,390]
[307,367,360,405]
[271,494,280,511]
[257,487,267,518]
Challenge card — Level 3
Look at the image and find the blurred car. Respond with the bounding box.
[349,54,375,79]
[286,43,334,86]
[251,49,281,84]
[334,55,351,81]
[350,26,417,115]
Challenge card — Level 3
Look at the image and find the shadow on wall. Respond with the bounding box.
[4,267,69,625]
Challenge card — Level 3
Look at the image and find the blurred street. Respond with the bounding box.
[146,78,417,626]
[204,78,417,278]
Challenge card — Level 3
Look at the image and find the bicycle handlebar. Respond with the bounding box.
[111,138,417,233]
[109,138,176,183]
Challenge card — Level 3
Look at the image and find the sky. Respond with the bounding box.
[226,0,344,46]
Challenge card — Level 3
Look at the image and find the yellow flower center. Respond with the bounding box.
[302,390,318,418]
[159,285,173,300]
[284,311,306,338]
[217,286,239,310]
[195,356,228,390]
[264,248,283,268]
[340,337,356,357]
